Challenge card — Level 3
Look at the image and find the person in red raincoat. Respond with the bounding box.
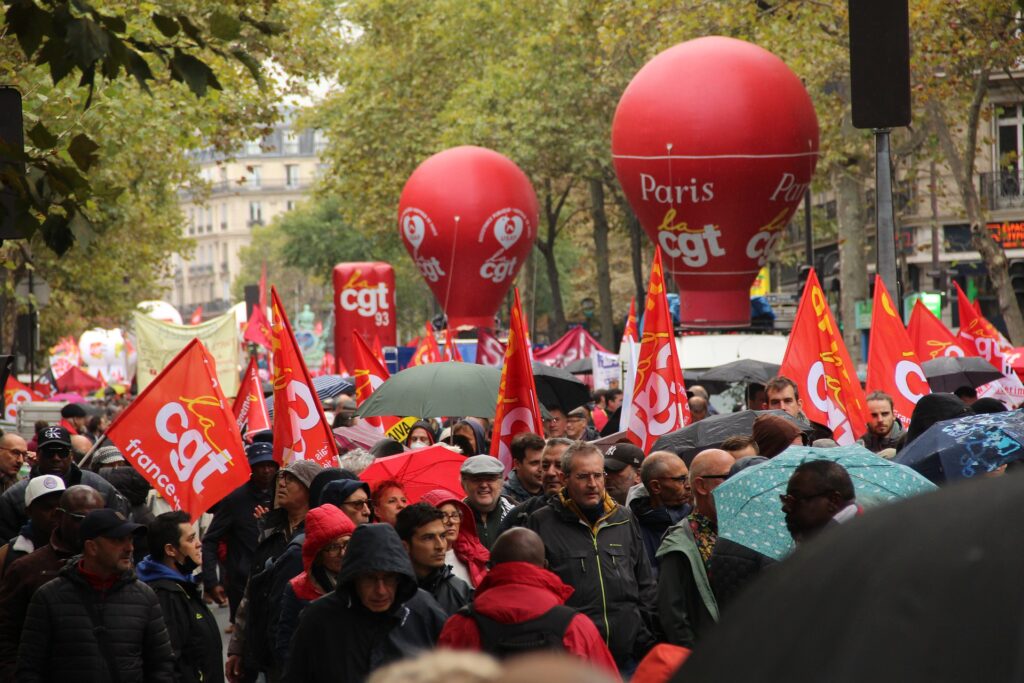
[438,527,619,678]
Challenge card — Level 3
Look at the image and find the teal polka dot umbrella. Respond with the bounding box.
[715,445,937,561]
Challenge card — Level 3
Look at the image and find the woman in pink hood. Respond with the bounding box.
[274,504,356,667]
[421,488,490,588]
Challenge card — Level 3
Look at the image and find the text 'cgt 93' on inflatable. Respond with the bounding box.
[398,146,539,330]
[611,36,820,328]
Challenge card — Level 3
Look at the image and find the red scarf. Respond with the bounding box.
[77,560,117,592]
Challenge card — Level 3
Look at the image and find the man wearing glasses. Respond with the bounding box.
[781,460,859,545]
[632,451,692,573]
[0,432,29,495]
[526,442,657,674]
[656,448,735,648]
[0,426,120,541]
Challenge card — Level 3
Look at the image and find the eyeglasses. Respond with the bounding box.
[441,511,462,523]
[341,499,371,509]
[40,449,71,459]
[58,508,87,521]
[657,474,690,483]
[0,447,28,458]
[699,474,730,480]
[321,542,348,557]
[779,491,832,506]
[573,472,605,482]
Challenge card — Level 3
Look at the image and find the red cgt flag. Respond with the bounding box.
[232,356,271,439]
[866,276,929,426]
[353,331,400,432]
[476,329,506,367]
[622,296,640,344]
[907,299,969,361]
[627,248,689,452]
[955,283,1014,371]
[106,339,248,520]
[491,288,545,471]
[4,377,43,422]
[244,304,273,349]
[271,287,338,467]
[409,322,443,366]
[444,329,464,362]
[780,268,867,445]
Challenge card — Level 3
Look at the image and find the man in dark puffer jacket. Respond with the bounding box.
[16,509,174,683]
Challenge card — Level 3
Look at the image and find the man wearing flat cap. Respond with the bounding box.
[58,403,88,436]
[604,443,644,506]
[460,455,515,550]
[16,509,175,682]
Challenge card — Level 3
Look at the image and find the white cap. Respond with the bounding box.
[25,475,66,508]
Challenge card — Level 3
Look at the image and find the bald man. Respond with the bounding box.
[687,396,708,423]
[632,452,691,573]
[438,528,618,673]
[655,449,735,647]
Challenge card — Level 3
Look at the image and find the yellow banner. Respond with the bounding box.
[385,416,420,443]
[750,266,770,297]
[134,312,240,398]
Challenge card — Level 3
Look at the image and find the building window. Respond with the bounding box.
[997,104,1023,173]
[249,201,263,226]
[205,207,213,232]
[283,130,300,155]
[221,204,228,230]
[314,129,327,153]
[286,164,299,188]
[286,200,296,211]
[246,165,261,188]
[245,139,261,156]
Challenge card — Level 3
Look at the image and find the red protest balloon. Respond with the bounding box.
[398,146,538,329]
[611,36,819,327]
[332,262,397,375]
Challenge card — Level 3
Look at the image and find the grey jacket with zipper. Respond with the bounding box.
[526,492,657,667]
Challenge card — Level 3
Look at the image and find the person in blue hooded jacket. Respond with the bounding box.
[283,524,447,683]
[138,511,223,683]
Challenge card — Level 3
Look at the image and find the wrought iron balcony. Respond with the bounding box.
[981,170,1024,211]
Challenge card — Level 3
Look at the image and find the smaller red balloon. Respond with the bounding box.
[398,146,538,329]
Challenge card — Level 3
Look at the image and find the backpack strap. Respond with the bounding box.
[463,604,578,658]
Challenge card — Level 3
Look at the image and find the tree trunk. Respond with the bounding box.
[588,179,615,343]
[536,180,572,339]
[835,165,867,363]
[927,83,1024,343]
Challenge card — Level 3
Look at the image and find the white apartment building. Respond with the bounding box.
[170,121,324,318]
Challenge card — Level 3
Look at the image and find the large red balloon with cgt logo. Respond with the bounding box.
[612,36,819,327]
[398,146,538,329]
[333,262,396,375]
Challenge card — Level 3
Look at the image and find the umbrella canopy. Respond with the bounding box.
[564,357,592,375]
[651,409,807,464]
[356,362,500,419]
[921,356,1003,392]
[266,374,354,418]
[698,358,780,385]
[333,422,389,453]
[894,410,1024,483]
[675,474,1024,683]
[359,444,465,503]
[715,445,937,561]
[49,392,86,403]
[531,361,591,412]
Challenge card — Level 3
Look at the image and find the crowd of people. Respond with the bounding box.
[0,374,1009,682]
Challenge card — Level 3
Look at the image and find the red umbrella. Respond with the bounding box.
[360,444,465,504]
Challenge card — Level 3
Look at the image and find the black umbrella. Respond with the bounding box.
[698,358,781,385]
[531,361,591,412]
[921,356,1003,393]
[651,409,808,464]
[674,474,1024,683]
[564,357,592,375]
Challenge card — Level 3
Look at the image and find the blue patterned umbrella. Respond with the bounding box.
[894,410,1024,483]
[716,445,937,561]
[266,374,353,418]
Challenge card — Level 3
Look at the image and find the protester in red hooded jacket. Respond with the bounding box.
[420,489,489,588]
[438,527,619,678]
[274,504,355,669]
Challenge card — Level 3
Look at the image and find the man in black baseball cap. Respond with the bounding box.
[0,426,122,541]
[16,508,174,680]
[604,443,644,505]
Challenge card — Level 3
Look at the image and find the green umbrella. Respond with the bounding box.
[355,362,500,419]
[715,445,937,561]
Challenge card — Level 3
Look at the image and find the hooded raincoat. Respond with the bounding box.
[282,524,447,683]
